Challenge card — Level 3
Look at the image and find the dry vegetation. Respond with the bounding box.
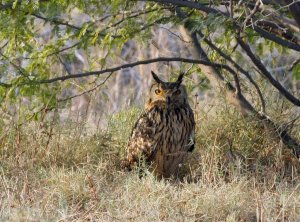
[0,101,300,222]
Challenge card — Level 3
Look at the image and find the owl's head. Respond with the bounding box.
[146,71,188,109]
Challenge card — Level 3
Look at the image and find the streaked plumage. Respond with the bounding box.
[122,71,195,178]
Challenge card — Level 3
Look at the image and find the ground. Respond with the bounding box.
[0,105,300,221]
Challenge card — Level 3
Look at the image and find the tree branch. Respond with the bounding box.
[237,36,300,107]
[58,72,114,102]
[288,58,300,71]
[0,82,11,88]
[242,0,261,30]
[252,25,300,51]
[201,34,266,113]
[57,55,72,75]
[143,0,300,51]
[256,20,300,45]
[31,8,165,42]
[142,0,223,15]
[37,57,235,84]
[32,13,83,31]
[245,1,300,34]
[23,42,81,60]
[284,0,300,28]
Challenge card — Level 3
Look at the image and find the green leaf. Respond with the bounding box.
[12,0,19,9]
[77,23,90,39]
[293,63,300,80]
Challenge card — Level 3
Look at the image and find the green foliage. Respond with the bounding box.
[0,0,298,122]
[188,13,229,35]
[108,106,142,156]
[0,0,137,120]
[293,63,300,80]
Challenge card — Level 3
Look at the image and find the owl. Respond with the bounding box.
[122,71,195,178]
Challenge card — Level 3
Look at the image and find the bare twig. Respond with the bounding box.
[0,82,10,88]
[0,41,8,50]
[2,57,230,88]
[0,41,11,87]
[242,0,261,30]
[23,42,80,60]
[58,72,114,102]
[32,13,83,31]
[104,8,165,30]
[260,7,300,33]
[183,64,193,75]
[0,45,27,77]
[159,26,191,43]
[288,58,300,71]
[57,55,72,75]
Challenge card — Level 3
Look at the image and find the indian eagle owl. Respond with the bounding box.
[122,71,195,178]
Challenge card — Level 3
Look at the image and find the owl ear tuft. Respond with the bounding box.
[176,72,185,86]
[151,71,163,84]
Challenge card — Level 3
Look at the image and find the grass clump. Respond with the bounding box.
[0,106,300,221]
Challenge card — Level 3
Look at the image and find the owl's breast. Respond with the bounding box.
[147,105,195,178]
[150,105,194,153]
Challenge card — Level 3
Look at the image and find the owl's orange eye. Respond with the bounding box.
[155,89,161,95]
[174,89,181,95]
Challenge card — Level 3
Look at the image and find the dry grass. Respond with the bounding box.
[0,105,300,221]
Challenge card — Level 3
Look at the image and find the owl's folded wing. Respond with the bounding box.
[122,112,157,170]
[185,108,195,152]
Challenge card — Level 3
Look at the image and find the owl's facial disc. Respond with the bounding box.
[155,87,171,104]
[151,84,186,106]
[148,71,187,108]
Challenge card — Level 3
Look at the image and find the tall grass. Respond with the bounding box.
[0,103,299,221]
